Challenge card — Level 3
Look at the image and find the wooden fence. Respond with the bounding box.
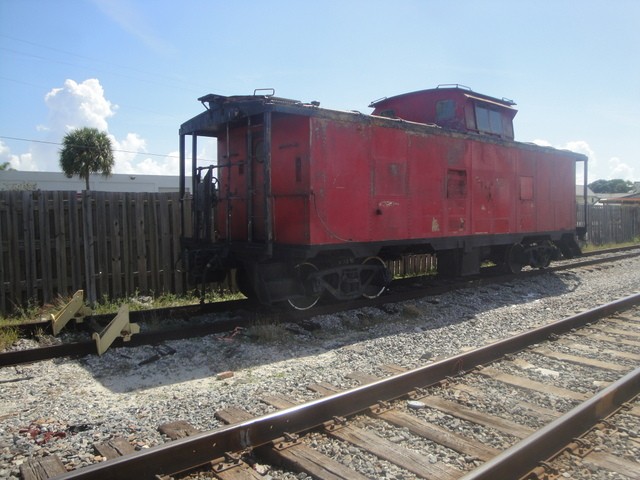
[581,204,640,245]
[0,191,191,315]
[1,191,639,315]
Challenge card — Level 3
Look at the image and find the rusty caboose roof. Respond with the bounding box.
[369,84,518,139]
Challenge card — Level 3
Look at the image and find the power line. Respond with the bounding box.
[0,135,216,163]
[0,34,226,96]
[0,134,176,158]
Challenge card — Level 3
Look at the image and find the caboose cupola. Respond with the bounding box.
[369,84,517,140]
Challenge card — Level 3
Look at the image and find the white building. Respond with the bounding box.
[0,170,190,193]
[576,185,599,205]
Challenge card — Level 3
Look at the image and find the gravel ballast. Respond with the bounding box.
[1,254,639,479]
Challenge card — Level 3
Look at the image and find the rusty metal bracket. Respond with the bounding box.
[324,416,347,432]
[529,460,558,479]
[92,304,140,356]
[594,419,616,432]
[564,438,593,458]
[409,386,429,399]
[50,290,93,336]
[273,432,300,451]
[211,452,243,473]
[620,401,633,411]
[369,400,392,415]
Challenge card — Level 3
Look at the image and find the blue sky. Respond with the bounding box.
[1,0,638,183]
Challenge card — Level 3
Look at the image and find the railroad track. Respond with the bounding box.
[2,245,639,368]
[36,293,639,480]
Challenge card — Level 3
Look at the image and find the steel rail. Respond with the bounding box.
[52,292,640,480]
[459,365,640,480]
[5,245,639,338]
[0,317,245,367]
[3,249,637,370]
[2,298,250,338]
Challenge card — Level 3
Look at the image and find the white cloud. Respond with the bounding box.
[0,140,38,171]
[561,140,635,182]
[607,157,636,180]
[7,78,179,176]
[531,139,552,147]
[110,132,147,174]
[531,138,635,183]
[23,78,119,171]
[562,140,595,160]
[45,79,116,133]
[134,152,181,176]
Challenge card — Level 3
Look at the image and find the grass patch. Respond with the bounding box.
[582,239,640,253]
[0,326,19,351]
[0,297,47,325]
[89,289,246,315]
[0,289,245,328]
[245,321,291,344]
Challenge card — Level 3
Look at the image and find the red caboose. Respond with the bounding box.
[179,85,587,308]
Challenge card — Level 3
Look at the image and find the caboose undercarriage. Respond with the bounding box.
[181,231,580,310]
[178,88,587,309]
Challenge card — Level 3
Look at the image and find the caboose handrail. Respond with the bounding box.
[254,88,275,97]
[437,83,472,91]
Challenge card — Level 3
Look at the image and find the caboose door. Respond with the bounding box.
[246,112,273,246]
[250,130,266,242]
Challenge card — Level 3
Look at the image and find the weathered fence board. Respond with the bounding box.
[110,193,123,298]
[69,193,83,293]
[0,191,187,314]
[0,191,638,315]
[582,204,640,245]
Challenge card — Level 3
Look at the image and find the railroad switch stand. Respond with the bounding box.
[50,290,93,336]
[92,304,140,356]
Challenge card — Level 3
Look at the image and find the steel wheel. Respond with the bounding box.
[361,256,390,299]
[531,241,553,269]
[506,243,526,273]
[287,262,321,310]
[235,267,256,300]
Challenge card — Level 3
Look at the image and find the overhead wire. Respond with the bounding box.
[0,34,229,95]
[0,135,216,163]
[1,34,221,166]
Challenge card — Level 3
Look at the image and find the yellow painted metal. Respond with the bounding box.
[50,290,93,336]
[92,304,140,356]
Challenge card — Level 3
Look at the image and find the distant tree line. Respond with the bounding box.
[589,179,635,194]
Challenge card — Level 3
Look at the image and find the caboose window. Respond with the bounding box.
[447,169,467,199]
[520,176,534,200]
[436,100,455,121]
[253,139,265,163]
[475,103,504,136]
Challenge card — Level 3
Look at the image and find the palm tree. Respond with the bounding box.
[59,127,115,191]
